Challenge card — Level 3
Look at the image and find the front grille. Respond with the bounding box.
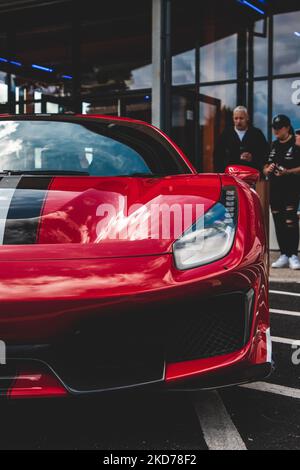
[7,291,253,391]
[165,292,250,363]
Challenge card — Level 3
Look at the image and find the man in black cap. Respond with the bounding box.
[263,114,300,270]
[214,106,269,172]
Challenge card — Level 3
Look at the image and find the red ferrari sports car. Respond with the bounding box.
[0,114,272,399]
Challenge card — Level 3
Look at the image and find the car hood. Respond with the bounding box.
[0,174,221,260]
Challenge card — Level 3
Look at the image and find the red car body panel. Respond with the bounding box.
[0,114,271,398]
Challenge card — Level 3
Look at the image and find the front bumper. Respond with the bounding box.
[0,360,272,399]
[0,251,270,398]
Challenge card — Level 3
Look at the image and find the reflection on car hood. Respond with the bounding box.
[0,174,221,260]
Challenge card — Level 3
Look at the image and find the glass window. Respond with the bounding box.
[172,49,195,85]
[199,84,237,131]
[273,77,300,131]
[199,84,237,172]
[123,94,152,122]
[171,91,196,166]
[253,81,268,138]
[199,84,236,109]
[84,98,118,116]
[13,25,73,114]
[253,20,268,77]
[274,11,300,75]
[125,64,152,90]
[200,35,237,83]
[200,83,237,112]
[0,65,8,116]
[0,118,191,176]
[82,102,90,114]
[34,91,42,114]
[80,4,152,102]
[0,72,7,105]
[46,102,60,114]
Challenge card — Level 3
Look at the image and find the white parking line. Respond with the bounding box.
[240,382,300,400]
[270,290,300,298]
[194,391,247,451]
[272,336,300,346]
[271,309,300,318]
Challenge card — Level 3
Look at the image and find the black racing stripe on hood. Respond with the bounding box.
[3,177,53,245]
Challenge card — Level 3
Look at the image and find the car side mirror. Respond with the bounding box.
[224,165,260,187]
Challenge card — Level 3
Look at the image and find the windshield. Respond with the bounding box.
[0,118,191,176]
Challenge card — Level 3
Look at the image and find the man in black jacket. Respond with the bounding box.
[214,106,269,173]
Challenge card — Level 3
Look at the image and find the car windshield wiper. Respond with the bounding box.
[0,170,90,176]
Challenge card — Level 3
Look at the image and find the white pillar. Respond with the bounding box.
[152,0,162,129]
[0,340,6,365]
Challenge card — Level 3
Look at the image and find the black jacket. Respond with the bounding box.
[214,126,269,173]
[268,136,300,203]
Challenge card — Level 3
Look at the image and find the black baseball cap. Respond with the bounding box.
[272,114,291,130]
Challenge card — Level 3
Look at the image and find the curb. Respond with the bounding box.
[270,278,300,284]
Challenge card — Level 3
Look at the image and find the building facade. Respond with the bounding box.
[0,0,299,173]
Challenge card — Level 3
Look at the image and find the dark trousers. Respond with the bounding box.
[271,194,300,257]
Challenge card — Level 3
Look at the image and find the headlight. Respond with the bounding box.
[173,187,238,270]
